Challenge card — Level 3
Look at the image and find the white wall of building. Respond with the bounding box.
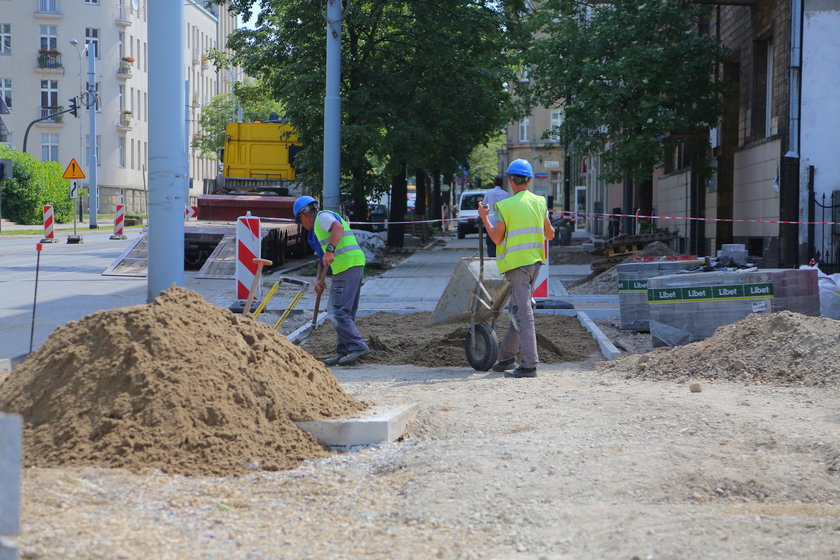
[800,1,840,260]
[0,0,236,212]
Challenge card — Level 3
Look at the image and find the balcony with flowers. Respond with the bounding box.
[39,105,64,125]
[37,50,63,73]
[118,109,132,130]
[117,56,134,79]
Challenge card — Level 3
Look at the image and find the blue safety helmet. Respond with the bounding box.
[505,158,534,178]
[293,195,319,223]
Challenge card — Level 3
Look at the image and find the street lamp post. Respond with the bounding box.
[69,39,85,221]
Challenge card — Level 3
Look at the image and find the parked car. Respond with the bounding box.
[370,203,388,232]
[456,190,485,239]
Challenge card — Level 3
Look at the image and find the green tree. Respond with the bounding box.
[191,89,284,159]
[525,0,726,182]
[222,0,524,194]
[0,146,73,224]
[467,131,506,187]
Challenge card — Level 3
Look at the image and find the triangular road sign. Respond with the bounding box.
[63,158,86,179]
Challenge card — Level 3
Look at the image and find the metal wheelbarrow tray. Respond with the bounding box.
[429,256,510,371]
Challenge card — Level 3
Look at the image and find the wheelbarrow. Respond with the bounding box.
[429,223,510,371]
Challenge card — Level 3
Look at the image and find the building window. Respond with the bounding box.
[118,32,125,59]
[0,24,10,55]
[40,133,58,162]
[519,118,529,143]
[85,0,99,4]
[118,137,126,167]
[752,38,774,140]
[39,25,58,52]
[549,109,563,142]
[38,0,58,12]
[85,28,99,58]
[0,78,10,110]
[119,85,125,111]
[85,134,101,166]
[40,79,58,112]
[130,138,135,169]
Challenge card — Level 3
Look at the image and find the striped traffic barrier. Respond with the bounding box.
[110,204,127,240]
[40,205,57,243]
[235,212,262,302]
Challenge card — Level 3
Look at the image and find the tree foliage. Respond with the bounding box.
[0,146,73,224]
[191,89,284,159]
[220,0,527,203]
[525,0,726,181]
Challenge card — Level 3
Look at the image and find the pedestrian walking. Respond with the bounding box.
[482,175,509,257]
[294,196,371,366]
[477,159,555,378]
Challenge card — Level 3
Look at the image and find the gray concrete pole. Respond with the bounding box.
[322,0,342,211]
[147,0,185,301]
[87,48,98,228]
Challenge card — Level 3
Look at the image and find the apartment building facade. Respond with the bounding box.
[652,0,840,269]
[0,0,237,214]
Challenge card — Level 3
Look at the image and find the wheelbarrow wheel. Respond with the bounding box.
[464,322,498,371]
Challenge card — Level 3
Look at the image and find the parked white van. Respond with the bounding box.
[456,190,486,239]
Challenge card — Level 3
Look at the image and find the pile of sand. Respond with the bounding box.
[569,241,680,295]
[303,312,599,367]
[0,287,366,476]
[600,311,840,386]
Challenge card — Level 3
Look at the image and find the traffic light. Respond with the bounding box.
[69,97,78,118]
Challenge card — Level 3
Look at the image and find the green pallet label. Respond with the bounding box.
[648,282,773,303]
[619,279,649,292]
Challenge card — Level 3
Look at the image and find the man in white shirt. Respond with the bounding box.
[482,176,509,257]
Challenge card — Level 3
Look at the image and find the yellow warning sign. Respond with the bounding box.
[62,158,86,179]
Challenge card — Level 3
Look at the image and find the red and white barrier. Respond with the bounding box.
[184,205,197,220]
[110,204,127,240]
[532,239,549,299]
[40,205,56,243]
[236,212,261,300]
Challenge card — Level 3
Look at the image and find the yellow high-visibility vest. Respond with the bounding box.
[494,191,546,274]
[314,211,366,274]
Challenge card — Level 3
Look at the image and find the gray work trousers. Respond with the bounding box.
[327,265,369,356]
[498,263,541,369]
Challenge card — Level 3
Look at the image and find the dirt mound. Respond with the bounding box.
[303,312,599,366]
[0,287,366,476]
[569,241,679,295]
[599,311,840,386]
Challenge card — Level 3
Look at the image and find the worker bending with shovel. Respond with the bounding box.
[294,196,370,366]
[477,159,555,378]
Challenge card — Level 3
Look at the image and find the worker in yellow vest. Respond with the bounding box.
[478,159,555,378]
[294,196,370,366]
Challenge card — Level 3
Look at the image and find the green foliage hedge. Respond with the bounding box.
[0,146,73,225]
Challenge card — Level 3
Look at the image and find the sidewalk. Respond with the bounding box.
[358,233,618,319]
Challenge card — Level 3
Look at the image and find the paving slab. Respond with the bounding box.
[295,403,419,448]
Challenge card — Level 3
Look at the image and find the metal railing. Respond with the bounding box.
[118,59,133,76]
[37,51,62,69]
[39,106,64,123]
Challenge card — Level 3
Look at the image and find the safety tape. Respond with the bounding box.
[255,209,840,228]
[553,209,840,226]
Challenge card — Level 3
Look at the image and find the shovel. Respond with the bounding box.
[296,262,328,345]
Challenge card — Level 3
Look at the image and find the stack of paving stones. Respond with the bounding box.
[647,268,820,347]
[617,259,703,330]
[0,413,22,560]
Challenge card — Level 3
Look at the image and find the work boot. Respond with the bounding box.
[323,355,344,366]
[491,358,516,373]
[337,348,370,366]
[505,366,537,378]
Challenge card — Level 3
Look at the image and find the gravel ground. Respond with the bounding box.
[19,358,840,559]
